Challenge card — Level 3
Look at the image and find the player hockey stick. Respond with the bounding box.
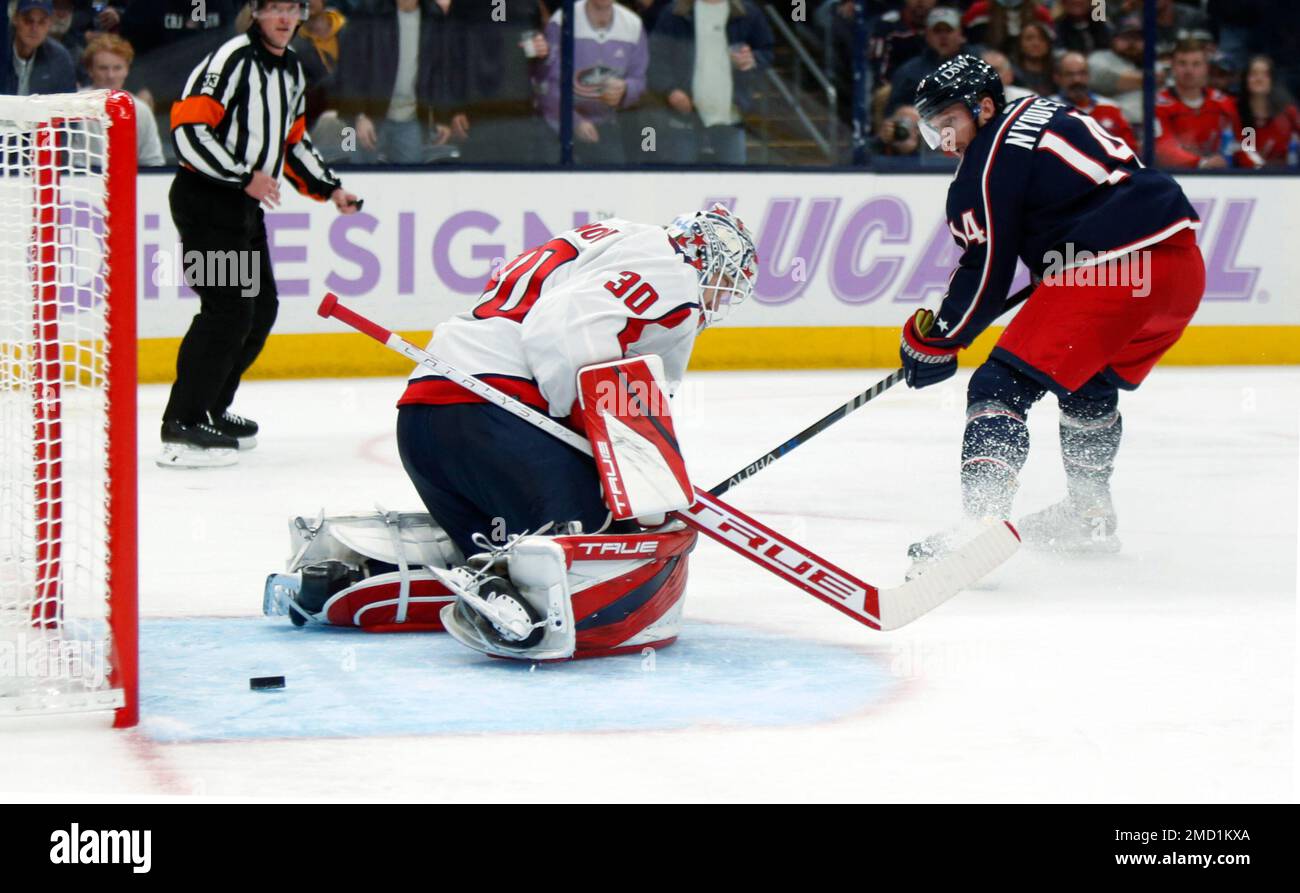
[318,293,1019,631]
[709,369,903,497]
[708,281,1037,497]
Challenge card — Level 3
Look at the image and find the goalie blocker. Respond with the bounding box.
[577,355,694,522]
[263,509,697,660]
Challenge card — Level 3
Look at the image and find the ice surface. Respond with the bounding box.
[0,368,1293,801]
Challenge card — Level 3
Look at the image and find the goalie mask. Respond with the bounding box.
[668,204,759,328]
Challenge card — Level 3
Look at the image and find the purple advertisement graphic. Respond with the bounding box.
[137,185,1271,318]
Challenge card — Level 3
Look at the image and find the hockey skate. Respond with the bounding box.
[156,419,239,468]
[1016,487,1121,554]
[438,532,576,660]
[263,560,364,626]
[210,410,259,450]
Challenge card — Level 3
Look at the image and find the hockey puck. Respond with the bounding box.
[249,675,286,691]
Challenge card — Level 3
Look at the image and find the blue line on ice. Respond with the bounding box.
[138,618,895,742]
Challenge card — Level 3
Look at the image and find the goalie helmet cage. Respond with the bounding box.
[0,91,138,727]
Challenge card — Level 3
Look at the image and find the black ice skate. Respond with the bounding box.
[157,419,239,468]
[209,410,258,450]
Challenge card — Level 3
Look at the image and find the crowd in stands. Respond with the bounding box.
[2,0,1297,169]
[840,0,1299,167]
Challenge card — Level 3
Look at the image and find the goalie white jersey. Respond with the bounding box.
[400,219,703,420]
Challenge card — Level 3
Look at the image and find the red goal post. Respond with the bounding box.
[0,90,137,727]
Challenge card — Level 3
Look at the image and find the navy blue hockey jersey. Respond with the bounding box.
[929,95,1199,350]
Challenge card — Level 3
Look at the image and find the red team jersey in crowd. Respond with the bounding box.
[961,1,1055,35]
[1052,92,1139,153]
[1154,86,1264,169]
[1242,103,1300,165]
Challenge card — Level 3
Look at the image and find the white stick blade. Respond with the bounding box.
[876,521,1020,630]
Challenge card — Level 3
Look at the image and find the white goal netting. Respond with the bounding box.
[0,92,135,722]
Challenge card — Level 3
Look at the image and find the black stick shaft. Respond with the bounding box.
[705,281,1036,498]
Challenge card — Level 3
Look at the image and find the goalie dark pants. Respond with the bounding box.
[161,169,279,426]
[396,402,613,559]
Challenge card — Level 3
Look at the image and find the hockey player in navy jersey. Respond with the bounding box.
[900,55,1205,562]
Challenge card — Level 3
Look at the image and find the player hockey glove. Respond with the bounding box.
[900,309,959,389]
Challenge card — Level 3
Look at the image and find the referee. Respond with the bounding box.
[159,0,360,468]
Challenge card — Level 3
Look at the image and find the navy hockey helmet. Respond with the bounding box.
[913,54,1006,149]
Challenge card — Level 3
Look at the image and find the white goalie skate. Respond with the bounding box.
[437,530,577,661]
[1016,490,1121,554]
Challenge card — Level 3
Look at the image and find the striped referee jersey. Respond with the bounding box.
[170,30,340,200]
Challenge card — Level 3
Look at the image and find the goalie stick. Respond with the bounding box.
[709,369,903,497]
[318,293,1019,631]
[709,280,1038,496]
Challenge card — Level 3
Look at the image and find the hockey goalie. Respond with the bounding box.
[265,205,760,661]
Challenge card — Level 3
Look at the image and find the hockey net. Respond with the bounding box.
[0,91,137,726]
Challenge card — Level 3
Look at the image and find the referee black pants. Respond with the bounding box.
[162,169,279,426]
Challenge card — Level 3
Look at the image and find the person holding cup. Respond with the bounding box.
[539,0,648,164]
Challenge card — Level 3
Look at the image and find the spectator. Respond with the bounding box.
[1237,54,1300,168]
[292,0,347,124]
[648,0,775,166]
[1155,38,1262,169]
[1153,0,1212,61]
[80,33,166,165]
[1011,19,1053,95]
[1208,51,1239,97]
[866,0,935,86]
[961,0,1053,57]
[1055,0,1109,56]
[874,102,923,157]
[632,0,672,33]
[333,0,463,164]
[884,6,964,116]
[290,0,348,161]
[1088,12,1144,129]
[49,0,91,70]
[2,0,76,95]
[539,0,648,165]
[981,48,1035,102]
[1051,49,1138,152]
[455,0,552,164]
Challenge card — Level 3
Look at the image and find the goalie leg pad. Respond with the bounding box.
[264,510,462,630]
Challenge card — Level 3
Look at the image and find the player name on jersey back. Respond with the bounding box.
[399,219,703,420]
